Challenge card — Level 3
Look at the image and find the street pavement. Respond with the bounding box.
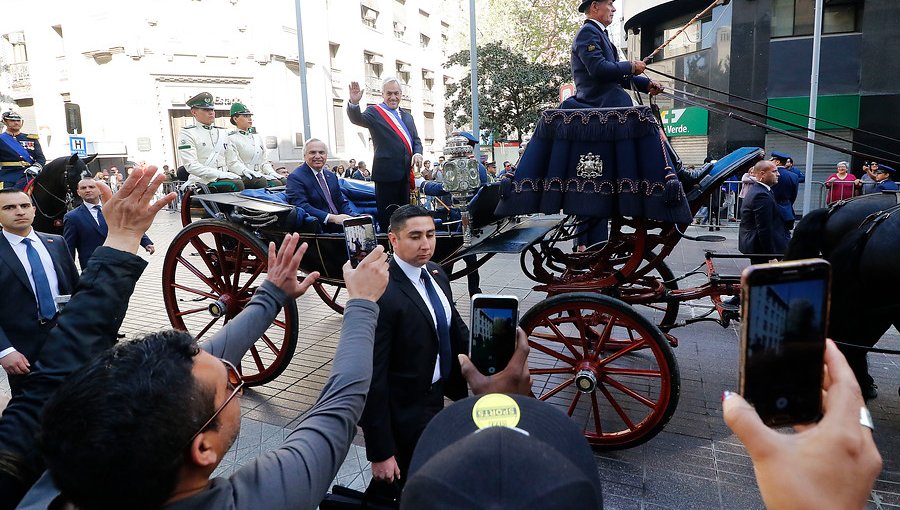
[2,210,898,509]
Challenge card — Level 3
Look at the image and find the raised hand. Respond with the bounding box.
[344,245,389,302]
[349,81,364,105]
[265,234,319,299]
[100,165,176,254]
[459,328,533,396]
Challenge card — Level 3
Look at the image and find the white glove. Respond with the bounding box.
[245,169,263,179]
[265,173,281,180]
[220,171,242,179]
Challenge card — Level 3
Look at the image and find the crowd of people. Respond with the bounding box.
[0,0,889,508]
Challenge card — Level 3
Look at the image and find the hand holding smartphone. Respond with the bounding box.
[739,259,831,427]
[468,294,519,376]
[343,216,377,268]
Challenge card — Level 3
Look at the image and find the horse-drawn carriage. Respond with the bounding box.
[161,105,767,449]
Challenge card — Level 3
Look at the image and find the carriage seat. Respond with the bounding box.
[677,162,714,190]
[237,188,320,232]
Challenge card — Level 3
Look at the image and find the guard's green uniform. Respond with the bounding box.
[177,92,244,192]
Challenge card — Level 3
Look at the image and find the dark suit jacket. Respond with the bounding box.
[0,232,79,361]
[739,184,788,256]
[772,167,800,224]
[568,20,650,108]
[360,259,468,464]
[63,204,153,268]
[284,164,357,228]
[0,247,145,507]
[347,103,423,183]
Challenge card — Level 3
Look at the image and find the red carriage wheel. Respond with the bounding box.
[162,220,299,386]
[521,293,680,449]
[313,280,347,314]
[602,252,680,332]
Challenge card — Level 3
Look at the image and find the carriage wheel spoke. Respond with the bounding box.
[195,315,222,340]
[567,390,582,416]
[597,338,649,367]
[530,367,574,375]
[590,391,604,434]
[598,381,637,430]
[232,243,244,290]
[212,233,232,292]
[175,306,208,317]
[574,313,593,356]
[171,283,219,300]
[603,367,662,378]
[249,346,265,372]
[591,314,616,354]
[331,286,342,301]
[237,260,266,295]
[272,318,287,330]
[601,375,656,408]
[539,377,575,401]
[259,334,281,355]
[191,246,228,290]
[544,318,583,360]
[529,340,578,366]
[176,256,223,294]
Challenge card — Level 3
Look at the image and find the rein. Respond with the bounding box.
[30,162,77,220]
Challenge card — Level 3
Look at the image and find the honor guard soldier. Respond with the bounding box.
[177,92,244,192]
[0,111,45,190]
[225,103,284,188]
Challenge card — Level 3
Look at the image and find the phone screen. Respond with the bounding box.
[343,216,377,268]
[469,295,519,376]
[740,259,830,426]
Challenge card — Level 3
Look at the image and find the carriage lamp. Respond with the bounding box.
[441,133,482,246]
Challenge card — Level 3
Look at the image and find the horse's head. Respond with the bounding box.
[67,153,97,191]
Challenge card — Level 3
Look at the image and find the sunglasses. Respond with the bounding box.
[188,358,245,445]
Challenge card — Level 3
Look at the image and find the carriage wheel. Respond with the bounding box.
[313,280,347,314]
[603,253,680,332]
[180,187,195,227]
[521,293,680,449]
[162,220,299,386]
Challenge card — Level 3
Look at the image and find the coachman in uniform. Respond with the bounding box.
[226,102,285,188]
[0,110,45,190]
[176,92,245,192]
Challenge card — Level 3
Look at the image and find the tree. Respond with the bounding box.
[444,42,569,142]
[482,0,582,65]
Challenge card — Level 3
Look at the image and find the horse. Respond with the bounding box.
[785,191,900,399]
[27,154,94,235]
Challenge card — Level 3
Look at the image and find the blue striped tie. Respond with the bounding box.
[23,238,56,321]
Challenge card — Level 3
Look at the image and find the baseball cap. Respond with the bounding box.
[401,394,603,509]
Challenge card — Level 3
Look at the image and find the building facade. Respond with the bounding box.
[0,0,458,172]
[622,0,897,178]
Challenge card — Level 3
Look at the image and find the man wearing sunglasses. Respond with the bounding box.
[4,169,392,509]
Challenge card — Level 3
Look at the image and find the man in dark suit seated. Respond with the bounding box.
[285,139,358,232]
[63,177,154,269]
[0,188,79,397]
[739,160,787,264]
[360,205,469,501]
[347,78,423,232]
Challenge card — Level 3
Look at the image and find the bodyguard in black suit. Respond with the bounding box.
[0,189,79,396]
[360,205,468,499]
[347,78,423,232]
[63,178,154,268]
[739,161,787,264]
[285,139,357,232]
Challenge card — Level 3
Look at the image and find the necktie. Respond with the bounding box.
[95,204,107,229]
[315,172,339,214]
[421,268,451,378]
[23,238,56,321]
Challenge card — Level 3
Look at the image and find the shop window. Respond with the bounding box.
[771,0,863,38]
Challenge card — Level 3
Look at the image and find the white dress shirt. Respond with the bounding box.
[394,256,452,384]
[86,202,102,224]
[0,229,61,358]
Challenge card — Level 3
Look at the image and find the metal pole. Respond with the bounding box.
[469,0,480,157]
[801,0,823,216]
[295,0,311,142]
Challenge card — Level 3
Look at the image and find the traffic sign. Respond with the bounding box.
[69,136,87,156]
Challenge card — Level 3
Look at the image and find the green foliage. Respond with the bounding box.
[483,0,583,65]
[444,42,569,142]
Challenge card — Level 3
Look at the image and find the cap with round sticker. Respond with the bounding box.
[471,393,521,429]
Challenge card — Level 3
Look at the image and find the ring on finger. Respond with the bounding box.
[859,406,875,431]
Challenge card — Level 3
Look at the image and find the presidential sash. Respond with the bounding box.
[373,104,413,156]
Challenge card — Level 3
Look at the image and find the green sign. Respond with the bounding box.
[660,107,708,137]
[767,95,859,131]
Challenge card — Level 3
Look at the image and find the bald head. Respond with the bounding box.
[77,178,101,204]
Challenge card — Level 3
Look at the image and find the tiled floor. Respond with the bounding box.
[3,210,898,509]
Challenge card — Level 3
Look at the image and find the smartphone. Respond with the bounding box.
[469,294,519,376]
[343,216,376,268]
[739,259,831,427]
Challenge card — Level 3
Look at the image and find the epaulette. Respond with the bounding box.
[227,130,238,136]
[183,125,196,129]
[214,126,225,129]
[26,134,39,140]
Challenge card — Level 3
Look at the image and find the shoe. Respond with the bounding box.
[862,383,878,401]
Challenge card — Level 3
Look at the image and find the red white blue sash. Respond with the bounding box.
[374,104,412,156]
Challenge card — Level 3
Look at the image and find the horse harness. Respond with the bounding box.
[29,160,78,224]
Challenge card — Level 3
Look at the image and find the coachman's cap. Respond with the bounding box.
[578,0,596,13]
[769,151,791,162]
[1,110,22,121]
[186,92,215,109]
[877,164,895,174]
[401,394,604,510]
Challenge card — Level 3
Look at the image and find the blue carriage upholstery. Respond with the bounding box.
[495,106,693,225]
[682,147,765,203]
